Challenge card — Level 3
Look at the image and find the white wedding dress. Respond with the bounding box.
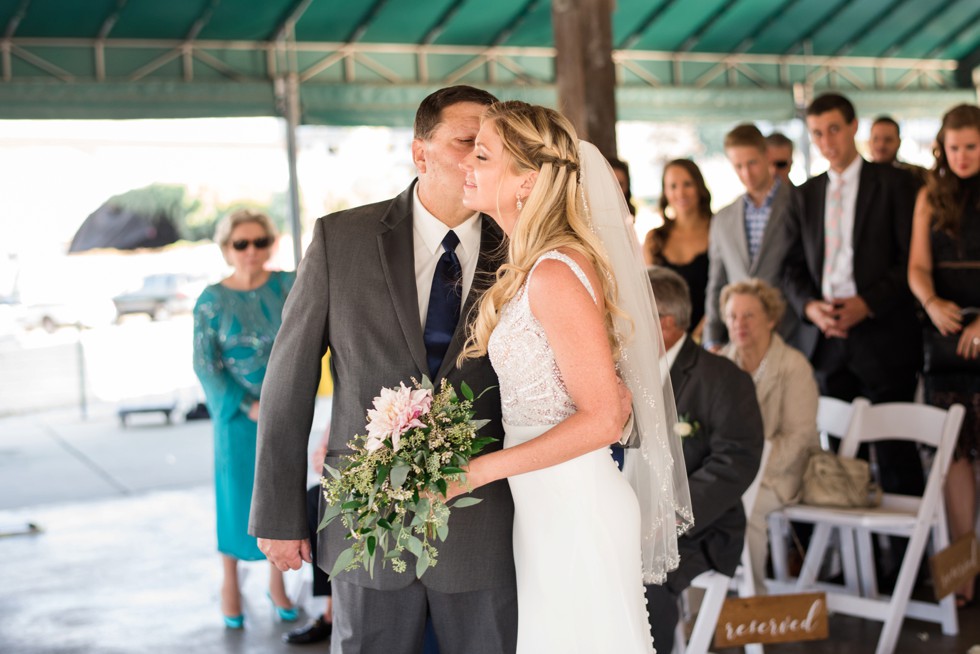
[488,250,656,654]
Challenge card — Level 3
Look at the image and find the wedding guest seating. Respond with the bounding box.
[772,401,964,654]
[768,396,869,591]
[675,439,772,654]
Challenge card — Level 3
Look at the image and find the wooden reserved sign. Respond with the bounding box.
[714,592,828,648]
[930,533,980,601]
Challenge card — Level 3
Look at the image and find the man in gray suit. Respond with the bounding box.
[704,123,797,350]
[249,86,517,654]
[644,267,764,653]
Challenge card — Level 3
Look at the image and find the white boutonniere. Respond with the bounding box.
[674,413,701,438]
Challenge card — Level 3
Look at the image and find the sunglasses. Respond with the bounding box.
[773,160,790,169]
[231,237,272,251]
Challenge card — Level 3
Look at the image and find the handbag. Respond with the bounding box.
[923,321,980,375]
[801,449,882,508]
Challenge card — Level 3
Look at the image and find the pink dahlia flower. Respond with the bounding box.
[364,383,433,452]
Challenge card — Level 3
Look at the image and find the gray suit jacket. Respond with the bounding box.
[249,182,515,594]
[704,181,798,347]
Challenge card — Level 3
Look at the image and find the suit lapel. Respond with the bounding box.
[377,183,429,377]
[810,174,828,284]
[752,182,786,275]
[853,160,876,249]
[669,338,699,402]
[732,199,751,273]
[437,215,505,379]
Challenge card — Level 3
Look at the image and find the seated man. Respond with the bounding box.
[644,267,764,653]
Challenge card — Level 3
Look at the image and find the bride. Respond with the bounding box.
[451,101,693,652]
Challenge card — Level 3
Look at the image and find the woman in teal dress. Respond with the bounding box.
[193,209,297,628]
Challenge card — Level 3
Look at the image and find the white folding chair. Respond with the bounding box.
[675,440,772,654]
[776,402,965,654]
[768,396,870,592]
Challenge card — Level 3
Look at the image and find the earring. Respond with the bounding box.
[663,204,676,220]
[516,195,524,211]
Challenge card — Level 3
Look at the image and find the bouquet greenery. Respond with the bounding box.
[318,377,495,579]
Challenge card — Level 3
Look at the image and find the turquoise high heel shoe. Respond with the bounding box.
[267,592,299,622]
[223,614,244,629]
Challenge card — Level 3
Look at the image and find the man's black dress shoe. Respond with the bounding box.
[283,617,332,645]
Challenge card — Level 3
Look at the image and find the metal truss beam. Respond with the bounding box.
[1,37,962,90]
[878,0,959,58]
[618,0,679,50]
[346,0,388,44]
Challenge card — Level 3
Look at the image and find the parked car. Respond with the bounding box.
[16,298,117,333]
[112,273,208,321]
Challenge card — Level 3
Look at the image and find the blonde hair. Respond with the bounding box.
[720,278,786,325]
[214,209,278,264]
[462,101,625,361]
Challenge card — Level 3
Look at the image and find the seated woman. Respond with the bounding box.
[720,279,819,592]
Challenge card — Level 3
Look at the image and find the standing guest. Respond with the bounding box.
[869,115,928,187]
[766,132,795,186]
[644,159,712,340]
[705,123,798,350]
[192,209,297,629]
[643,267,763,654]
[720,279,819,593]
[783,92,924,501]
[249,86,520,654]
[608,157,637,217]
[908,103,980,607]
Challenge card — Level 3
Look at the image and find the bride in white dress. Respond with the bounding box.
[450,101,693,653]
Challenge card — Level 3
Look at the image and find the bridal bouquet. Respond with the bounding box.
[318,377,495,579]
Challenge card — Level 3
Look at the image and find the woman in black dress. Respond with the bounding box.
[643,159,712,341]
[909,103,980,606]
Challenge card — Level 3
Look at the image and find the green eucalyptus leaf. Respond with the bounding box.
[469,418,490,432]
[377,517,392,530]
[420,375,434,391]
[460,381,474,401]
[341,500,362,511]
[390,464,411,489]
[450,497,483,508]
[316,502,342,532]
[367,535,376,556]
[328,547,357,579]
[435,478,448,497]
[440,466,465,475]
[405,535,424,557]
[416,549,430,578]
[323,464,342,480]
[436,523,449,541]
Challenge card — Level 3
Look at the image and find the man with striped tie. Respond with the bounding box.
[782,92,923,500]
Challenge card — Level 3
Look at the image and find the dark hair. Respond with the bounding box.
[413,85,498,140]
[927,104,980,237]
[607,157,636,216]
[647,159,711,263]
[806,93,856,124]
[724,123,767,152]
[765,132,793,150]
[872,115,900,136]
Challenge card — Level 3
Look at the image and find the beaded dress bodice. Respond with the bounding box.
[487,250,596,426]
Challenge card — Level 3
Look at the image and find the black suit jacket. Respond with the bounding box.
[668,337,764,586]
[782,160,921,379]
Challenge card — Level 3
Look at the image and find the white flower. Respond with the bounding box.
[674,422,693,438]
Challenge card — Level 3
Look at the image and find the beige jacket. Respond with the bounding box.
[723,333,819,504]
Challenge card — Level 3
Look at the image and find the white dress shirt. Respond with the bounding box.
[412,186,482,329]
[821,156,862,300]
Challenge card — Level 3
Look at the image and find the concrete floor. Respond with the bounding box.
[2,403,980,653]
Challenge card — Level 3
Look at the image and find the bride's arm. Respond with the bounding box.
[460,253,625,495]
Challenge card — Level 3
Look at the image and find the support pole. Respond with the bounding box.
[279,72,303,267]
[551,0,618,159]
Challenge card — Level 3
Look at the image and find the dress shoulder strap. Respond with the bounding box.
[528,250,598,304]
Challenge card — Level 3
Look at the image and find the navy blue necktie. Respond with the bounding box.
[423,230,462,378]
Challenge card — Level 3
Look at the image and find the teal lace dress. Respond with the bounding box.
[193,270,295,560]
